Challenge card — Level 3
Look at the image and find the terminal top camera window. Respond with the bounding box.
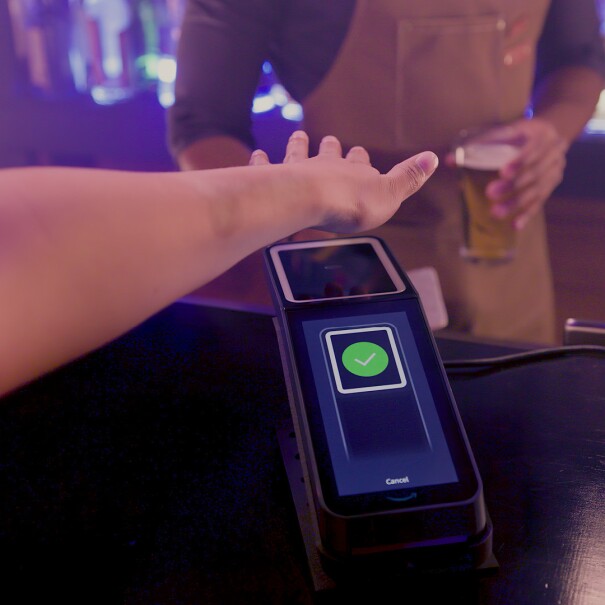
[270,238,405,302]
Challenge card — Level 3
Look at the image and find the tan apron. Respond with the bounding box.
[303,0,556,344]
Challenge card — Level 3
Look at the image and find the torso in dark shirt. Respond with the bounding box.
[169,0,605,155]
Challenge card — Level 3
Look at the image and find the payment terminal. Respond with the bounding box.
[264,236,493,577]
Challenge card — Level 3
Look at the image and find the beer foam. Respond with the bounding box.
[457,142,519,170]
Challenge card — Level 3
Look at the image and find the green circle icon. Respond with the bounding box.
[341,341,389,377]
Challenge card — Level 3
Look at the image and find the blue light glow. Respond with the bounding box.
[90,84,133,105]
[270,84,288,106]
[252,94,276,114]
[157,56,177,83]
[281,102,303,122]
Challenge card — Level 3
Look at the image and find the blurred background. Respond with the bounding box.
[0,0,604,340]
[0,0,302,170]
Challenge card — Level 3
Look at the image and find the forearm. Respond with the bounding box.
[0,136,436,395]
[177,135,253,170]
[532,65,604,144]
[0,165,316,394]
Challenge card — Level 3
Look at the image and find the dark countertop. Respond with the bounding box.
[1,302,603,604]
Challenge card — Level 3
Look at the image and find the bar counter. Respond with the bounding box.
[0,302,603,604]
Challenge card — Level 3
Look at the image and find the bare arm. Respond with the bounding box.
[531,65,604,143]
[0,133,437,395]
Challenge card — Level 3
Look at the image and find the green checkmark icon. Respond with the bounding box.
[341,341,389,377]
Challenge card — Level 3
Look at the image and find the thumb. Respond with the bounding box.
[385,152,438,202]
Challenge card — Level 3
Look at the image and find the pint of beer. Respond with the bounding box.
[454,138,520,263]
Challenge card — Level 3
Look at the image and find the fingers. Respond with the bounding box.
[486,119,567,228]
[511,154,565,229]
[318,135,343,158]
[497,117,565,180]
[478,117,567,229]
[249,149,269,166]
[385,151,438,201]
[259,131,376,168]
[284,130,310,163]
[510,147,565,198]
[346,145,371,164]
[288,132,367,163]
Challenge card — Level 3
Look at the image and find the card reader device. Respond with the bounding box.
[264,236,493,578]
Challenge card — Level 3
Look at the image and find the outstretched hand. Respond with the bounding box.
[249,131,438,234]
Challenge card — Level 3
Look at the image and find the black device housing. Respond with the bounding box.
[264,237,493,574]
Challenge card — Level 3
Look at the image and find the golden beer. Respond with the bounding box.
[455,141,519,263]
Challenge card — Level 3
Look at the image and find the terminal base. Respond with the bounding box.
[277,422,498,597]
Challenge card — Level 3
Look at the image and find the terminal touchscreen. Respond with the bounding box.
[265,237,490,565]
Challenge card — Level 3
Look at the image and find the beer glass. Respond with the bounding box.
[454,130,521,263]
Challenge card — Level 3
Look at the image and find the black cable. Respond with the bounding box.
[444,344,605,375]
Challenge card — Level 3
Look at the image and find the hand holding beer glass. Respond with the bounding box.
[453,128,522,263]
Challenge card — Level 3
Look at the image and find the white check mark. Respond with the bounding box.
[354,352,376,367]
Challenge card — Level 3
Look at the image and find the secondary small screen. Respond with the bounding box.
[277,242,399,300]
[301,310,458,497]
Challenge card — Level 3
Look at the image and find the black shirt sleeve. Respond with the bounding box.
[167,0,354,159]
[167,0,281,157]
[536,0,605,83]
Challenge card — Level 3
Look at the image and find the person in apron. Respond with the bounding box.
[169,0,605,344]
